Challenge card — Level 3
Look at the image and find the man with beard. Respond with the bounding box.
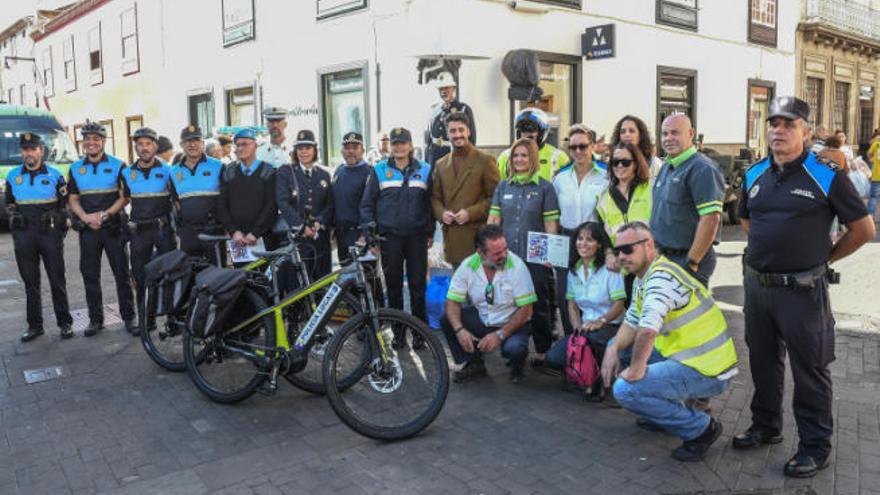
[331,132,372,264]
[67,121,136,336]
[120,128,176,334]
[424,72,476,165]
[440,224,536,384]
[6,132,74,342]
[257,106,292,167]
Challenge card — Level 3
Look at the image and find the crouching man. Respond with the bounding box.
[601,221,738,462]
[441,224,535,384]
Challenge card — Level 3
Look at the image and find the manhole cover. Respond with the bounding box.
[23,365,66,384]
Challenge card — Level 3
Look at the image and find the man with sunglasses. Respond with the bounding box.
[441,224,536,384]
[733,97,874,478]
[601,221,737,462]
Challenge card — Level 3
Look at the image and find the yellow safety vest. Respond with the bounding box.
[633,256,737,377]
[497,144,569,181]
[596,181,653,243]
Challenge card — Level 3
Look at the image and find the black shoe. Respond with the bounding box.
[671,418,723,462]
[59,326,74,340]
[784,452,830,478]
[732,427,784,450]
[124,319,139,336]
[83,321,104,337]
[453,359,487,383]
[21,328,44,342]
[510,366,525,384]
[412,333,427,351]
[146,318,157,331]
[636,417,665,432]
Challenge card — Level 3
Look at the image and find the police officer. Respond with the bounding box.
[497,108,569,181]
[734,97,875,478]
[277,129,333,278]
[68,122,136,336]
[360,127,434,349]
[257,106,292,167]
[170,125,224,261]
[331,132,372,264]
[121,128,176,333]
[425,72,476,165]
[6,132,74,342]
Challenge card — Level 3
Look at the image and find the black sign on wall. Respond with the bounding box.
[582,24,615,60]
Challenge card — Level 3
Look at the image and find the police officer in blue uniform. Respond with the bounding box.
[121,128,176,333]
[734,97,875,478]
[331,131,372,264]
[277,129,333,279]
[6,132,74,342]
[360,127,434,349]
[169,125,224,260]
[68,122,136,336]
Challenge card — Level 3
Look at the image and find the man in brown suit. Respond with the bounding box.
[431,112,500,267]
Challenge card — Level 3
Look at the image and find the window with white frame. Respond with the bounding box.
[63,35,76,92]
[42,47,54,97]
[749,0,777,46]
[222,0,256,47]
[225,86,256,126]
[120,6,139,75]
[88,24,103,85]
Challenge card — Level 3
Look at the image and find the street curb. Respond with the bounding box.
[834,312,880,338]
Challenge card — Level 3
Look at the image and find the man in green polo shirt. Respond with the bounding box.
[650,114,724,286]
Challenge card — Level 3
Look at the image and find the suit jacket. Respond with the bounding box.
[431,146,500,264]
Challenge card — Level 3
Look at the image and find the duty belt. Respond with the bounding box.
[10,211,67,230]
[745,264,827,289]
[128,216,171,234]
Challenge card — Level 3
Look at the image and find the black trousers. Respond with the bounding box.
[744,271,835,458]
[528,263,553,353]
[130,226,176,321]
[555,267,574,336]
[12,226,73,331]
[79,228,135,323]
[380,233,428,324]
[335,225,361,265]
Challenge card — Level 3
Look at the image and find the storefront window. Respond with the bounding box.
[321,67,367,166]
[656,67,696,155]
[513,58,578,148]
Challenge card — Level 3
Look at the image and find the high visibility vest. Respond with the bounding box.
[634,256,737,377]
[596,181,652,242]
[497,144,569,181]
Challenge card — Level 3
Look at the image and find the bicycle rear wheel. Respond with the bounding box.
[323,309,449,440]
[183,287,276,403]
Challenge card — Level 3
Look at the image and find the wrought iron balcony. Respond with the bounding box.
[803,0,880,44]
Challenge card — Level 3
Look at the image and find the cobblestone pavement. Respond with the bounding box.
[0,227,878,495]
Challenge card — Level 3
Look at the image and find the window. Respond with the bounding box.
[222,0,255,47]
[832,81,850,135]
[747,81,775,159]
[511,54,580,148]
[125,115,144,164]
[317,0,368,19]
[120,6,139,75]
[657,0,698,30]
[320,66,368,165]
[188,92,216,137]
[42,47,54,97]
[656,67,697,155]
[226,86,256,126]
[63,35,76,92]
[19,84,26,107]
[88,24,103,85]
[74,120,115,155]
[749,0,777,46]
[804,77,824,131]
[859,85,875,145]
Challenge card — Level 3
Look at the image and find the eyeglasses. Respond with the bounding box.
[611,159,634,168]
[568,144,592,152]
[485,282,495,305]
[612,238,648,256]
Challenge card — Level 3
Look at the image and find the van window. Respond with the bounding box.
[0,116,79,165]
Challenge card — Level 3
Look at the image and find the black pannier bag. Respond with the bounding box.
[144,250,193,317]
[185,267,249,339]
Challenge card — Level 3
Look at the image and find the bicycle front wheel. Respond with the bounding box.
[323,309,449,440]
[183,287,276,404]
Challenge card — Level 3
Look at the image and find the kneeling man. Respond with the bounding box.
[601,221,738,462]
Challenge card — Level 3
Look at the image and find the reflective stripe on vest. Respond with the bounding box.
[634,256,737,377]
[745,153,834,196]
[596,182,652,242]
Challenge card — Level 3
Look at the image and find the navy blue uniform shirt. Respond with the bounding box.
[360,157,434,236]
[331,160,372,228]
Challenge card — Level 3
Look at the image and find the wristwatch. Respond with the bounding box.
[454,327,465,334]
[495,329,505,341]
[598,317,608,324]
[100,211,110,222]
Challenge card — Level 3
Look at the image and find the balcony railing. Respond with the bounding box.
[804,0,880,42]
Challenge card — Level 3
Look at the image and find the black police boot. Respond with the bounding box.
[784,452,830,478]
[453,358,487,383]
[84,321,104,337]
[732,427,784,450]
[21,328,45,342]
[671,418,723,462]
[59,325,74,340]
[124,320,139,336]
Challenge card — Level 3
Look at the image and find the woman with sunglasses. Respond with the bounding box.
[552,124,608,336]
[488,137,560,373]
[610,115,663,181]
[544,222,625,399]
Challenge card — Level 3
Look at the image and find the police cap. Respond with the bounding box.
[342,132,364,145]
[180,124,203,141]
[263,106,288,121]
[767,96,810,122]
[157,136,174,154]
[234,128,257,142]
[19,132,43,149]
[294,130,317,147]
[389,127,412,144]
[131,127,159,142]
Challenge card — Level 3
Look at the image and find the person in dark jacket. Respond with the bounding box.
[331,131,372,264]
[360,127,434,349]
